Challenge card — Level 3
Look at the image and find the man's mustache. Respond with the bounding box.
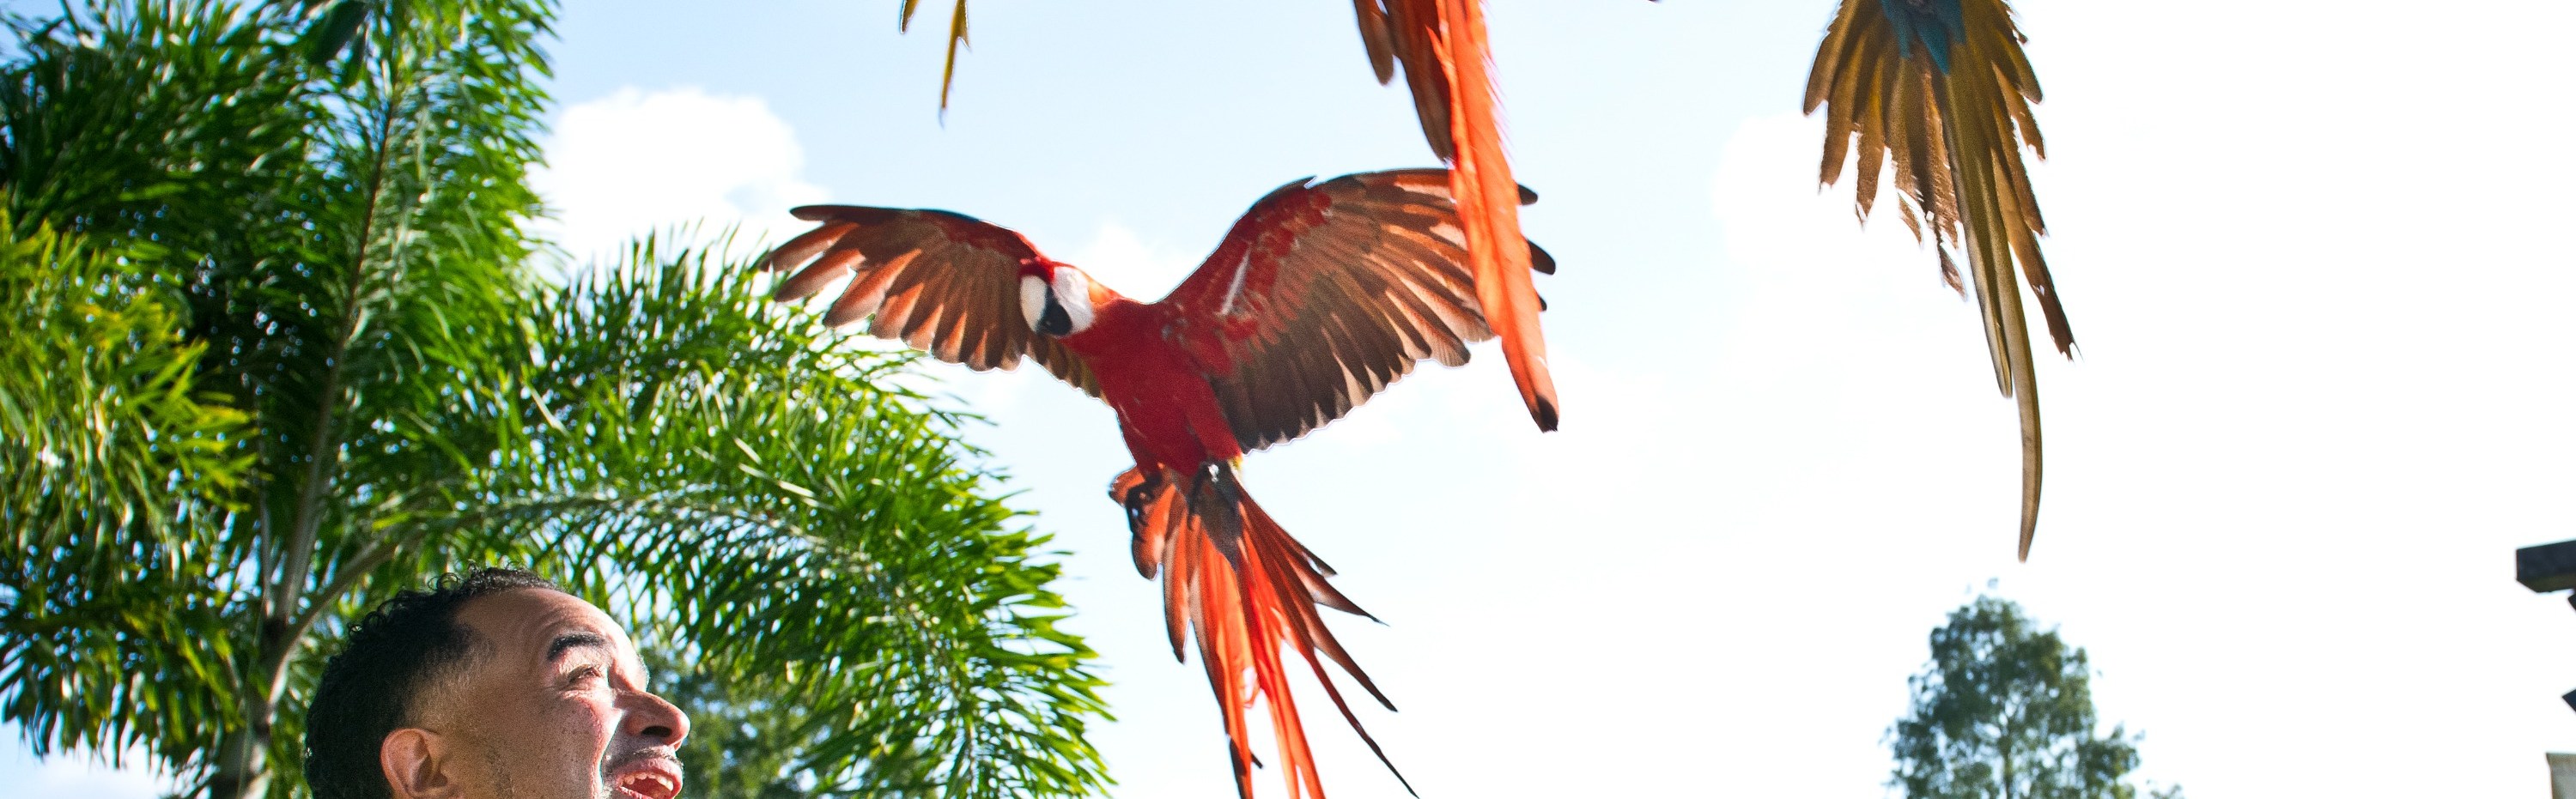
[602,746,681,777]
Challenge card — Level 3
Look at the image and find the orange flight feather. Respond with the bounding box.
[1114,466,1412,799]
[1359,0,1558,432]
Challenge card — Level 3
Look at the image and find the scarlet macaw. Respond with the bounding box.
[762,169,1552,799]
[1806,0,2072,559]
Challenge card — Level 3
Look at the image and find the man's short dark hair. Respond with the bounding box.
[304,567,564,799]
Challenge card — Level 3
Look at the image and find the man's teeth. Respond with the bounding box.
[615,773,674,799]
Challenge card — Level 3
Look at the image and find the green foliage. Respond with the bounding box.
[649,645,828,799]
[518,239,1110,798]
[0,215,246,554]
[0,215,248,772]
[1889,596,2179,799]
[647,639,952,799]
[0,3,1108,797]
[0,3,308,776]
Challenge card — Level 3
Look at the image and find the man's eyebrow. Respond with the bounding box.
[546,631,612,663]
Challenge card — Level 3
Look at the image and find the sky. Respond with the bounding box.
[15,0,2576,796]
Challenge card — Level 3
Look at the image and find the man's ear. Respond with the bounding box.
[380,728,459,799]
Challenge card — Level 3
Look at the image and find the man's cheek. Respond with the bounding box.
[574,698,618,762]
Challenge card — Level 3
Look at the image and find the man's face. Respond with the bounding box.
[416,588,689,799]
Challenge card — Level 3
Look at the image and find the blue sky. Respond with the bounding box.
[15,0,2576,796]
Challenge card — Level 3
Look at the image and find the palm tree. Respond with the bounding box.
[0,3,1108,798]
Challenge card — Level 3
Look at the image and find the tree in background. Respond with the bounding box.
[1889,596,2179,799]
[644,648,955,799]
[0,3,1104,798]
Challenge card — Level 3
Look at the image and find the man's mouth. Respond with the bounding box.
[607,756,682,799]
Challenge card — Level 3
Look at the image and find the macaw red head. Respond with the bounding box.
[1017,258,1102,337]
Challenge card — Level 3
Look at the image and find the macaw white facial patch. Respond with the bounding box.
[1019,275,1051,332]
[1051,269,1096,334]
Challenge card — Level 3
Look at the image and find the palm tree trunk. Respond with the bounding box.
[204,705,271,799]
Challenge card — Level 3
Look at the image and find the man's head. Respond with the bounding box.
[305,568,689,799]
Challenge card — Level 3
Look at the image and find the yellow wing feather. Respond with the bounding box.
[1807,0,2074,560]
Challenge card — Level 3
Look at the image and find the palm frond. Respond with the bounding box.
[487,235,1112,798]
[0,215,246,766]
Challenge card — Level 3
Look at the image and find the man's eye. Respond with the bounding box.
[568,664,604,684]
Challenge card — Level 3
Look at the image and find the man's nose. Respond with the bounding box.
[621,687,690,747]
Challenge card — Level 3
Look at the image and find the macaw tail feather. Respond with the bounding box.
[1807,0,2069,560]
[1111,465,1412,799]
[1353,0,1558,433]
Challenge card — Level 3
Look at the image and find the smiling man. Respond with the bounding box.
[303,568,690,799]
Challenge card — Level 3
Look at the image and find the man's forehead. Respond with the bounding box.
[454,588,631,660]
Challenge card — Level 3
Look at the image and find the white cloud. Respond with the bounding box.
[528,86,826,267]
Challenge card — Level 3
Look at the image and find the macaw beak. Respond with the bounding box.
[1036,294,1073,336]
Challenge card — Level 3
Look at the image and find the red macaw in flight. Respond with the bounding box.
[761,169,1552,799]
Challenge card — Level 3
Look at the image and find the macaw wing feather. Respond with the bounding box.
[1352,0,1399,85]
[1350,0,1558,433]
[1366,0,1457,162]
[1807,0,2070,560]
[1157,170,1546,452]
[761,206,1102,397]
[896,0,974,112]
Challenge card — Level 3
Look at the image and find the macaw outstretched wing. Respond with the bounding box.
[1807,0,2073,560]
[761,205,1101,397]
[1157,169,1551,452]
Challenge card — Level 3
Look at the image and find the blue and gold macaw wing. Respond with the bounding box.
[1807,0,2073,560]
